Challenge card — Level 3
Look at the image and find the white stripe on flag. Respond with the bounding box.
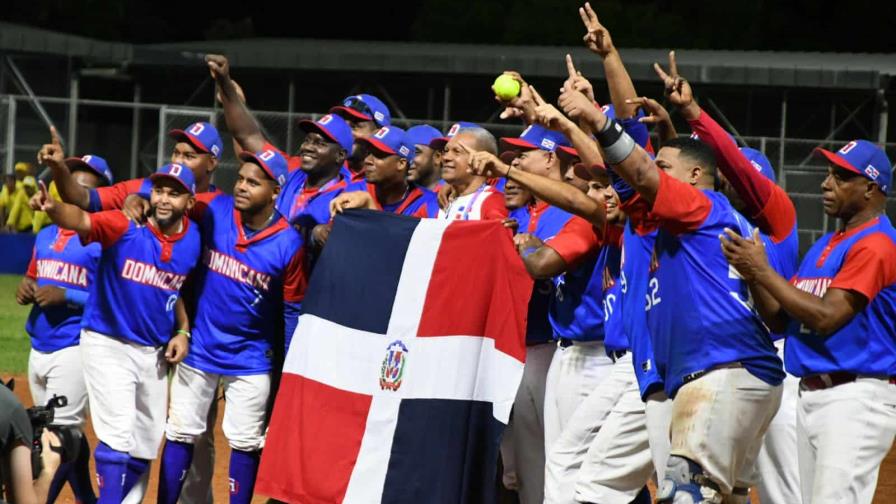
[341,395,401,504]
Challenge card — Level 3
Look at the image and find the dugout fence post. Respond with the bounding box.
[4,96,15,174]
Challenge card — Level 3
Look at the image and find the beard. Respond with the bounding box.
[151,205,183,229]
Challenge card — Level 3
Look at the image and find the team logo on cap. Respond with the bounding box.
[188,123,205,135]
[750,160,763,173]
[839,141,858,155]
[601,105,611,114]
[399,145,410,157]
[82,155,92,163]
[379,340,408,392]
[374,111,385,122]
[447,123,461,137]
[374,127,390,139]
[865,164,880,180]
[170,164,184,176]
[211,145,221,156]
[259,149,276,162]
[541,138,556,150]
[319,114,333,125]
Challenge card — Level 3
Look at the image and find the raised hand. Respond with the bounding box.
[558,78,602,127]
[32,181,55,213]
[458,141,510,179]
[497,71,537,123]
[562,54,596,103]
[626,96,678,141]
[531,86,572,132]
[37,126,65,169]
[653,51,694,108]
[579,2,614,58]
[205,54,231,82]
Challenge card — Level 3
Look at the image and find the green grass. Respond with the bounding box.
[0,274,32,375]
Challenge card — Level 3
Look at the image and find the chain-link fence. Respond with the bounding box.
[3,93,895,254]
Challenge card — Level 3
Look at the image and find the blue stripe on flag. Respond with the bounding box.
[380,398,504,504]
[302,209,421,334]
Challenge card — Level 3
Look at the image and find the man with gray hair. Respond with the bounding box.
[438,127,507,221]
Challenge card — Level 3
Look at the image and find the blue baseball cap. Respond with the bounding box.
[429,121,480,150]
[300,114,354,152]
[500,124,571,153]
[330,94,391,127]
[739,147,776,183]
[406,125,443,150]
[601,103,615,120]
[815,140,893,193]
[150,163,196,194]
[65,154,114,186]
[359,126,412,161]
[239,148,288,186]
[169,122,223,158]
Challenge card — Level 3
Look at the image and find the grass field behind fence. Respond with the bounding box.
[0,274,32,375]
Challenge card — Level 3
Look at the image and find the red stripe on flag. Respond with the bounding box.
[256,373,372,503]
[416,220,531,363]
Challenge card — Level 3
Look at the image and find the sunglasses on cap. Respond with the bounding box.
[343,96,374,120]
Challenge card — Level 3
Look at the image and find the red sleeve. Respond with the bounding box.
[26,248,37,279]
[618,193,659,235]
[753,187,797,243]
[545,216,601,266]
[689,108,796,240]
[85,211,131,248]
[652,169,712,235]
[481,192,509,220]
[95,178,147,211]
[283,248,308,303]
[190,191,223,222]
[829,233,896,302]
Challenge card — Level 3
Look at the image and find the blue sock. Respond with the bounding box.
[122,456,150,496]
[158,440,195,504]
[228,449,260,504]
[631,485,651,504]
[68,435,97,504]
[94,442,128,504]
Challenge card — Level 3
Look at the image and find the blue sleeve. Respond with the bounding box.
[620,112,650,149]
[607,166,636,204]
[64,288,90,307]
[284,301,301,351]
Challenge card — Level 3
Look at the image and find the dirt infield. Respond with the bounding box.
[9,373,896,503]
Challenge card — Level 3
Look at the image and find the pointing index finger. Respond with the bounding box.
[565,54,578,80]
[653,62,672,83]
[49,126,62,146]
[584,2,600,27]
[668,50,679,78]
[457,141,475,154]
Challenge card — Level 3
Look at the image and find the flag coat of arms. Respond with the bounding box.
[256,210,533,503]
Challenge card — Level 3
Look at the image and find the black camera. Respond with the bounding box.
[26,395,82,479]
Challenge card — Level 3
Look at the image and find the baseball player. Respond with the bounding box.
[721,140,896,504]
[330,126,439,218]
[329,94,392,180]
[16,154,113,504]
[504,178,534,232]
[157,148,306,504]
[47,123,222,215]
[33,161,201,504]
[437,127,507,221]
[662,53,802,503]
[559,84,784,502]
[405,124,444,190]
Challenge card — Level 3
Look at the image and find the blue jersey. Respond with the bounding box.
[785,216,896,377]
[276,169,350,232]
[761,225,799,341]
[621,218,664,399]
[543,216,603,341]
[526,203,573,345]
[599,226,626,354]
[343,181,439,218]
[648,172,784,397]
[185,194,307,375]
[81,211,201,347]
[509,206,530,232]
[25,225,100,352]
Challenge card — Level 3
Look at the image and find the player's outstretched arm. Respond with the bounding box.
[37,127,90,209]
[32,182,92,238]
[721,227,869,335]
[514,233,570,279]
[461,141,606,227]
[530,84,604,168]
[579,2,638,119]
[206,54,267,153]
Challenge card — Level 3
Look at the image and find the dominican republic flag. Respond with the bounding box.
[256,210,532,503]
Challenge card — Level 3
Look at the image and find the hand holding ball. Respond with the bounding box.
[493,74,521,101]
